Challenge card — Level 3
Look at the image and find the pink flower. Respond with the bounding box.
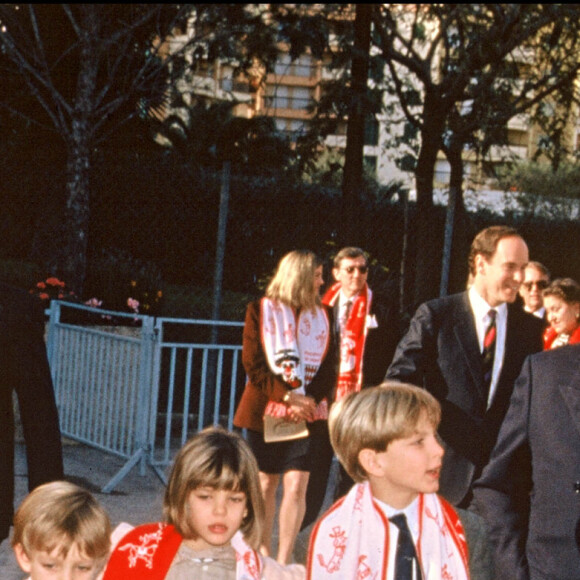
[127,297,140,313]
[39,293,50,301]
[36,282,46,289]
[84,298,103,308]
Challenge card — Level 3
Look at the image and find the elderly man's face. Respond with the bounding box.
[519,266,549,313]
[333,256,368,298]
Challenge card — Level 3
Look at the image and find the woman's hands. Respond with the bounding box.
[285,391,316,422]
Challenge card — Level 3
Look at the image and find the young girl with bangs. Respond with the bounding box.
[102,426,305,579]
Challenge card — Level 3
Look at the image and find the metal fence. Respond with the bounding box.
[46,301,245,492]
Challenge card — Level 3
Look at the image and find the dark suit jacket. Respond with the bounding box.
[385,291,543,506]
[0,284,63,539]
[472,344,580,580]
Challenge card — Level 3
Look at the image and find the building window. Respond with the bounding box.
[364,118,379,146]
[265,85,313,111]
[274,53,314,78]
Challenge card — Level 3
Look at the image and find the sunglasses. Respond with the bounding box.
[522,280,548,291]
[342,265,368,274]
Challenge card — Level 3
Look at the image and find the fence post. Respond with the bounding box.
[136,315,155,476]
[101,315,156,493]
[45,300,61,376]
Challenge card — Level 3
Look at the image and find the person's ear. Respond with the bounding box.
[333,267,340,282]
[358,448,385,477]
[13,543,33,574]
[475,254,486,276]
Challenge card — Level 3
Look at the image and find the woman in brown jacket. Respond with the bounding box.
[234,250,335,565]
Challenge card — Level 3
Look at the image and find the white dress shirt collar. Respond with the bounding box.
[468,286,508,408]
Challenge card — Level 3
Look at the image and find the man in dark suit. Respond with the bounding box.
[386,226,544,507]
[473,344,580,580]
[519,260,550,323]
[302,246,398,527]
[0,283,64,542]
[325,246,398,394]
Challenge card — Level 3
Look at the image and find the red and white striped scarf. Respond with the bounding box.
[307,482,470,580]
[323,282,372,401]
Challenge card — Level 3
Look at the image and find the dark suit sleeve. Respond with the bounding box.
[456,508,494,580]
[472,357,533,580]
[385,301,436,387]
[12,293,64,489]
[362,298,399,387]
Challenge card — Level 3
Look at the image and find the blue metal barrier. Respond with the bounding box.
[46,301,244,492]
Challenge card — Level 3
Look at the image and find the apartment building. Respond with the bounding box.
[159,8,580,200]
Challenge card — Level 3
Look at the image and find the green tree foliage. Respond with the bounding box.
[367,4,580,305]
[497,161,580,220]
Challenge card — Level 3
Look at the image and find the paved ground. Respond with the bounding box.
[0,438,335,578]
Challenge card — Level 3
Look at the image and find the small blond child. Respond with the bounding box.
[307,383,479,580]
[12,480,112,580]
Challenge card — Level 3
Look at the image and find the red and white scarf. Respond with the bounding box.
[307,482,470,580]
[323,282,373,401]
[261,297,330,420]
[102,523,264,580]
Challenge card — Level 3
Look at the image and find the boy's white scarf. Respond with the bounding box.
[307,482,470,580]
[261,297,330,419]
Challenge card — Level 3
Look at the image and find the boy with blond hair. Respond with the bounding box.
[12,480,112,580]
[307,383,492,579]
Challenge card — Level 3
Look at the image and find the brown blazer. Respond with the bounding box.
[233,299,336,432]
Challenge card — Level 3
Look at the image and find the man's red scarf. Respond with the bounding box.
[323,282,372,401]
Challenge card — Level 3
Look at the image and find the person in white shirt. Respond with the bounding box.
[519,261,550,320]
[307,383,492,580]
[386,226,544,507]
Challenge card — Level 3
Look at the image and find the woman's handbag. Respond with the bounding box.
[263,415,309,443]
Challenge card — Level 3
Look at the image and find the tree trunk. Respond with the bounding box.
[341,3,371,243]
[58,7,99,297]
[61,132,91,296]
[412,121,441,308]
[440,139,465,296]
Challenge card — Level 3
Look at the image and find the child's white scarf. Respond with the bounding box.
[261,297,330,419]
[307,482,470,580]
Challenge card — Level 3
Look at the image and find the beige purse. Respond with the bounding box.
[263,415,309,443]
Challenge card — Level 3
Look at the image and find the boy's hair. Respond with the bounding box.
[329,382,441,482]
[164,425,264,549]
[12,480,111,561]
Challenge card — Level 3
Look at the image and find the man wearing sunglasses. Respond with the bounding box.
[386,226,544,509]
[302,246,398,527]
[519,261,550,321]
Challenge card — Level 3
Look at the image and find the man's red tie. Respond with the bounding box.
[482,309,497,390]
